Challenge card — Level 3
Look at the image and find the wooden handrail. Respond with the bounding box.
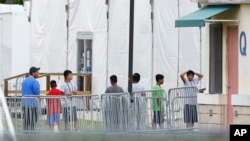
[4,72,92,81]
[3,73,28,81]
[3,72,92,96]
[6,90,91,95]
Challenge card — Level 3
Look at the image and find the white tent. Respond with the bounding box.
[0,0,206,94]
[0,4,30,88]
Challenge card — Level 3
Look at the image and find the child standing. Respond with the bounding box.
[60,70,79,132]
[47,80,62,131]
[152,74,165,129]
[180,70,203,128]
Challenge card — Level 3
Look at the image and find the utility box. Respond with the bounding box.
[0,6,30,88]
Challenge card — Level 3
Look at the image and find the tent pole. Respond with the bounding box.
[177,0,180,87]
[128,0,134,94]
[66,0,69,69]
[151,0,154,88]
[106,0,109,89]
[199,26,202,89]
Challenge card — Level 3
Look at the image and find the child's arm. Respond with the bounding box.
[180,71,188,84]
[58,100,62,113]
[194,72,203,80]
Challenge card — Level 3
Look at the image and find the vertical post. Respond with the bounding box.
[199,26,202,89]
[86,74,91,92]
[177,0,180,87]
[106,0,109,89]
[4,80,8,97]
[46,75,51,93]
[66,0,69,69]
[128,0,134,94]
[150,0,154,87]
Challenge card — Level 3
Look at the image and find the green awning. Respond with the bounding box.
[175,5,237,27]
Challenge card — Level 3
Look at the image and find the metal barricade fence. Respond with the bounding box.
[39,96,68,132]
[131,90,168,132]
[5,96,41,133]
[70,95,101,133]
[4,87,199,134]
[167,86,199,130]
[40,95,101,133]
[100,93,131,133]
[6,95,101,133]
[5,94,128,134]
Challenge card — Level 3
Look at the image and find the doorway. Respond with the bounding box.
[227,25,239,125]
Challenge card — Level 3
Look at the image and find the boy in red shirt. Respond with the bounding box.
[47,80,62,130]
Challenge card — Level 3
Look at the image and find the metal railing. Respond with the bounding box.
[2,87,201,134]
[167,86,199,130]
[131,90,168,132]
[101,93,131,133]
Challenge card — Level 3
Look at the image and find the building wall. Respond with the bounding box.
[231,5,250,124]
[205,5,250,95]
[198,94,227,132]
[205,6,240,95]
[202,4,250,126]
[237,5,250,94]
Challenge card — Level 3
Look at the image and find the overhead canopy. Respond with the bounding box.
[175,5,237,27]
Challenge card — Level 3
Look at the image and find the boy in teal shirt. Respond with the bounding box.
[152,74,165,129]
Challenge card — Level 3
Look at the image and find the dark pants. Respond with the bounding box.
[22,107,38,131]
[153,111,164,124]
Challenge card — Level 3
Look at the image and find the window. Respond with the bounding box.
[209,23,222,94]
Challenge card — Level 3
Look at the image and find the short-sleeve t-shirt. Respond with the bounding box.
[105,85,124,93]
[152,84,165,111]
[184,77,199,105]
[184,77,199,87]
[47,88,62,115]
[132,83,145,97]
[60,82,77,107]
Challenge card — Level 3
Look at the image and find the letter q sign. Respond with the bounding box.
[240,31,247,56]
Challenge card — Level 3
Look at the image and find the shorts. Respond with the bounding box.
[47,113,60,126]
[184,104,198,123]
[63,107,78,122]
[153,111,164,124]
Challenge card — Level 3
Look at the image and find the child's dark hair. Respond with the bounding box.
[187,70,195,76]
[64,70,72,79]
[156,74,164,82]
[50,80,57,88]
[132,73,140,82]
[110,75,117,83]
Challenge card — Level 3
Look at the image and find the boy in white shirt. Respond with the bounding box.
[61,70,80,132]
[180,70,203,128]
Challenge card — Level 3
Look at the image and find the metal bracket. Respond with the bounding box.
[209,109,213,117]
[234,110,238,117]
[65,4,69,12]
